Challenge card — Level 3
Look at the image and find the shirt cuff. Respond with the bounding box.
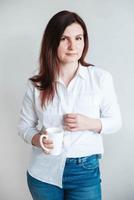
[99,117,122,134]
[23,127,39,144]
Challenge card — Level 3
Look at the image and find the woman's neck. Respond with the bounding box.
[59,62,79,78]
[59,62,79,86]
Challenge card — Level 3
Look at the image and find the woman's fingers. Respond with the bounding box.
[44,143,54,149]
[63,114,77,128]
[64,118,76,123]
[64,113,76,120]
[64,126,78,132]
[65,122,77,128]
[43,138,53,144]
[42,138,54,149]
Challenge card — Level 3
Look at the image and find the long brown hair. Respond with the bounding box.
[30,10,93,108]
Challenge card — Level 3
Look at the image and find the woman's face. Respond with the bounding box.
[57,23,84,64]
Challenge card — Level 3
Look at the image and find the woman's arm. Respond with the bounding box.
[99,72,122,134]
[18,80,39,144]
[63,113,102,133]
[63,72,122,134]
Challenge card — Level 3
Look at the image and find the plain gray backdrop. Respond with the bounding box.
[0,0,134,199]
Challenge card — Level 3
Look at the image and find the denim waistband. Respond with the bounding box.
[66,154,101,164]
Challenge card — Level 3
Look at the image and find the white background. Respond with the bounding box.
[0,0,134,199]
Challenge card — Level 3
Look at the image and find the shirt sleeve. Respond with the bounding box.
[99,72,122,134]
[18,80,39,144]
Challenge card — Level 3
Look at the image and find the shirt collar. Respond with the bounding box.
[56,63,92,83]
[77,64,89,80]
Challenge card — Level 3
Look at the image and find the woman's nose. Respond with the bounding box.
[68,40,75,50]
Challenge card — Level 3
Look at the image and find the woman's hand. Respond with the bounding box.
[31,132,54,153]
[63,113,102,133]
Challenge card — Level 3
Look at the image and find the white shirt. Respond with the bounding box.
[18,65,122,187]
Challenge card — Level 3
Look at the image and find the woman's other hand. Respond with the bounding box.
[63,113,102,133]
[31,132,54,153]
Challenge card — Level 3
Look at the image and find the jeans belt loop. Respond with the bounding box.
[77,157,82,164]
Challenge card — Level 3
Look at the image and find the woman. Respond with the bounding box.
[18,10,122,200]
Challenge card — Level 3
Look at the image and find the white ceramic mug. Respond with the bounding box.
[39,127,64,155]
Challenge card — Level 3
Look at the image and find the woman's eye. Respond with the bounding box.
[60,37,66,41]
[76,37,82,40]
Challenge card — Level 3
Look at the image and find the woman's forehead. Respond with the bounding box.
[63,23,84,36]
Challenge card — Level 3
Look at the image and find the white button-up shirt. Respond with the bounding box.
[18,65,122,187]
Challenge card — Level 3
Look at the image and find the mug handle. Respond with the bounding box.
[39,134,50,153]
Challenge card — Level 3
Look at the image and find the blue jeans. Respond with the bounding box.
[27,154,101,200]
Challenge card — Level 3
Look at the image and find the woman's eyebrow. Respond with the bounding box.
[61,34,84,37]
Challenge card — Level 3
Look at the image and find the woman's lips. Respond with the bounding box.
[66,53,77,56]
